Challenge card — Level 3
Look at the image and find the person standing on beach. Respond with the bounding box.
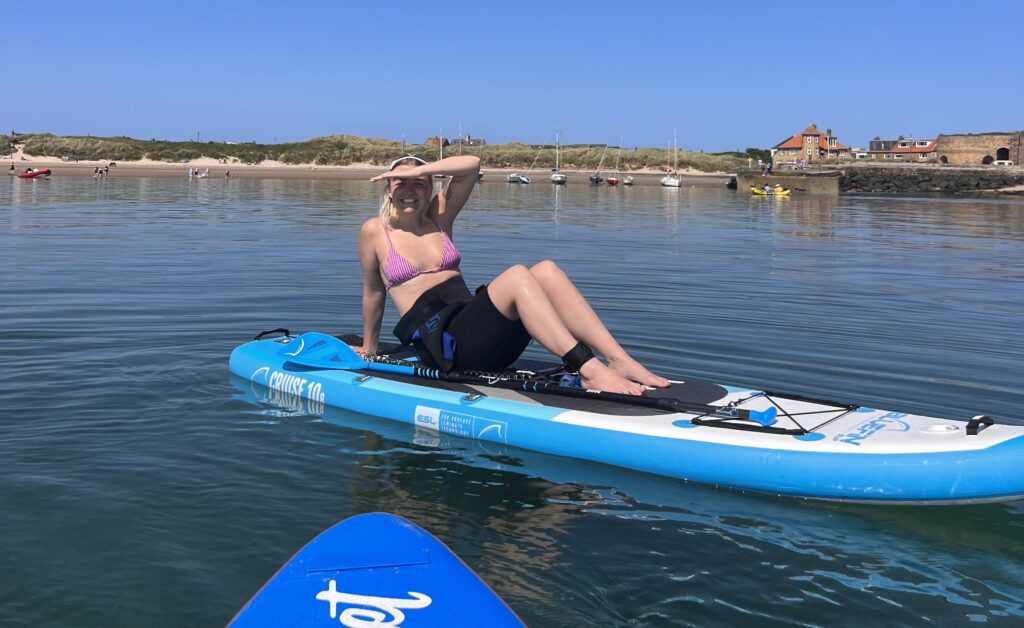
[358,155,669,395]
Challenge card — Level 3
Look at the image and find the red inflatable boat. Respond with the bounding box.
[18,168,51,179]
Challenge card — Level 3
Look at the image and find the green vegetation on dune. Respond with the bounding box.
[12,132,751,173]
[1,134,19,155]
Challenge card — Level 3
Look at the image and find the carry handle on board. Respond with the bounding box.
[967,415,994,436]
[273,332,778,426]
[254,328,290,341]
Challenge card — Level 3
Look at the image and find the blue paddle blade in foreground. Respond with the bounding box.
[230,513,524,627]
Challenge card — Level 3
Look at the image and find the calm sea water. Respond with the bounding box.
[2,175,1023,626]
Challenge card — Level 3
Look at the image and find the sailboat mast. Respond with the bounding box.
[673,128,678,172]
[596,144,608,175]
[556,130,560,171]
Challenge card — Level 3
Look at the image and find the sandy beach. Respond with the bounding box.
[4,146,731,187]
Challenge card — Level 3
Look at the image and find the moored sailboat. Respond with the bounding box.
[590,144,608,184]
[551,130,567,184]
[607,139,623,186]
[660,130,681,188]
[519,146,544,185]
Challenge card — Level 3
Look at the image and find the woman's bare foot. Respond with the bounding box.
[608,356,670,388]
[579,359,645,395]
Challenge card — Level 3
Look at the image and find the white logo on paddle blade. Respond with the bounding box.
[316,579,432,627]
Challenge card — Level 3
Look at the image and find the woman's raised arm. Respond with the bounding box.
[370,156,481,226]
[435,155,481,221]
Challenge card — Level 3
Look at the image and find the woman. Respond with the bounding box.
[358,154,668,395]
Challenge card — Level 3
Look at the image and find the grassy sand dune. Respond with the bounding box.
[5,132,757,174]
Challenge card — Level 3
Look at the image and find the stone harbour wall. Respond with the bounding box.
[839,165,1024,194]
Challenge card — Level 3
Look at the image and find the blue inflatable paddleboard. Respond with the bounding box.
[230,513,522,627]
[230,331,1024,505]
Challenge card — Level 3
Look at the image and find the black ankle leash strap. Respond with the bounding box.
[561,342,595,373]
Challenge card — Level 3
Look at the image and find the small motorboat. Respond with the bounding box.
[506,173,522,183]
[519,174,531,184]
[18,168,51,179]
[622,175,635,186]
[607,176,620,186]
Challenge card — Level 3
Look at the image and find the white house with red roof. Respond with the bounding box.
[771,123,849,167]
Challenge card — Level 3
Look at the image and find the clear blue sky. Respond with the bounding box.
[4,1,1021,152]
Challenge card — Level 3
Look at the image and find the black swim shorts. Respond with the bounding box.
[447,284,532,371]
[393,278,532,372]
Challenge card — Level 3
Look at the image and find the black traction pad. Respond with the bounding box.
[352,368,728,417]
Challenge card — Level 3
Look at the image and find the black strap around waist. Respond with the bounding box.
[392,276,472,371]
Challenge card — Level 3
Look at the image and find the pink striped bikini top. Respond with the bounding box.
[380,217,462,289]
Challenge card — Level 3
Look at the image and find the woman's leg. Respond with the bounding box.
[529,260,669,387]
[485,265,645,395]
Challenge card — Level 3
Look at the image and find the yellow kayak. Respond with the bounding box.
[751,186,791,196]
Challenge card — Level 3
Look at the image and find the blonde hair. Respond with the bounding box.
[378,188,398,226]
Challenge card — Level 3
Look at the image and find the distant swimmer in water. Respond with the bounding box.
[357,155,669,395]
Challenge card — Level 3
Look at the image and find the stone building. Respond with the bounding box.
[935,131,1023,165]
[771,123,849,167]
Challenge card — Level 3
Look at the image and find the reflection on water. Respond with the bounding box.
[2,176,1023,625]
[234,378,1024,626]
